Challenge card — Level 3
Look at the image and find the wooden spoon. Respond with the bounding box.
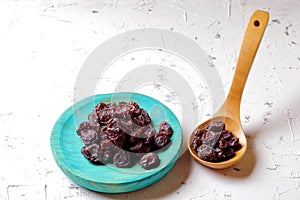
[188,10,269,169]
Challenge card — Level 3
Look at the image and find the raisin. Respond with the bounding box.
[97,108,113,125]
[218,137,229,149]
[215,148,225,160]
[112,132,126,148]
[80,129,99,145]
[88,111,100,127]
[197,145,217,162]
[131,127,144,138]
[206,121,225,132]
[115,103,131,119]
[106,102,117,109]
[139,153,160,170]
[113,150,132,168]
[99,127,109,140]
[229,137,239,148]
[100,139,113,150]
[76,121,92,136]
[223,147,235,158]
[116,118,133,134]
[221,130,233,141]
[132,109,151,127]
[128,101,140,115]
[202,131,221,148]
[94,102,107,113]
[158,121,173,138]
[105,122,121,141]
[192,136,202,150]
[154,133,170,148]
[193,128,206,140]
[129,137,143,152]
[81,144,103,164]
[143,126,156,144]
[192,121,241,162]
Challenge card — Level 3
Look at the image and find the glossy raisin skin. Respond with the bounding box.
[139,153,160,170]
[81,144,103,165]
[76,122,99,136]
[192,121,241,162]
[158,121,173,138]
[197,144,217,162]
[78,101,173,169]
[154,133,170,148]
[206,121,225,132]
[80,129,99,145]
[113,150,132,168]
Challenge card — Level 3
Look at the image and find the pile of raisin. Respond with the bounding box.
[191,121,241,162]
[76,101,173,169]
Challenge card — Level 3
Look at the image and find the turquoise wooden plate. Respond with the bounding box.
[50,92,182,193]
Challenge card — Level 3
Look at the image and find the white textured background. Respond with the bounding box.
[1,0,300,199]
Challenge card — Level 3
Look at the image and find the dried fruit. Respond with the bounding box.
[192,121,241,162]
[81,144,103,164]
[206,121,225,132]
[197,144,217,162]
[158,121,173,138]
[80,129,99,145]
[154,133,170,148]
[139,153,160,170]
[77,101,174,169]
[113,150,132,168]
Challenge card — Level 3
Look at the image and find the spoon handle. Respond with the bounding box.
[218,10,269,120]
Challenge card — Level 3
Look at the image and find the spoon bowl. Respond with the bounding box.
[188,116,247,169]
[188,10,269,169]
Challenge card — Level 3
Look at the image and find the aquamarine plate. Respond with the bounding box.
[50,92,182,193]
